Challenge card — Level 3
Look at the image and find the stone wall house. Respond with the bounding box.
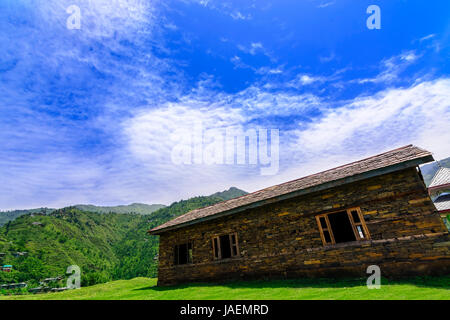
[149,145,450,286]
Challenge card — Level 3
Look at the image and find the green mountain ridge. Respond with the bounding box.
[0,187,248,288]
[0,204,165,227]
[73,203,166,215]
[0,208,56,227]
[0,187,249,227]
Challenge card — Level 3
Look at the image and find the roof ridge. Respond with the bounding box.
[250,144,417,191]
[150,145,433,234]
[171,145,418,216]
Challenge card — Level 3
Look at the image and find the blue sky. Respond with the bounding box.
[0,0,449,210]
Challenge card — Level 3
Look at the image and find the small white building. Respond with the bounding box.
[428,165,450,230]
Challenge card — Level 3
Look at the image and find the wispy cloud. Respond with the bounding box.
[121,76,450,200]
[419,34,436,42]
[356,51,420,84]
[319,52,336,63]
[296,78,450,159]
[317,2,335,8]
[237,42,267,56]
[230,11,252,20]
[295,74,327,85]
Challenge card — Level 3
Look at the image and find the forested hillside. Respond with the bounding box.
[0,208,55,227]
[0,188,247,288]
[74,203,166,215]
[0,203,166,227]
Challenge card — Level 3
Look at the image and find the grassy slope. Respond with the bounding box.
[2,276,449,300]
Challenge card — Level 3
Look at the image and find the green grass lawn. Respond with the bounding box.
[1,276,449,300]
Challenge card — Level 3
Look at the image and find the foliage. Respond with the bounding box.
[0,203,167,227]
[0,188,247,290]
[0,208,139,287]
[74,203,166,215]
[0,208,55,227]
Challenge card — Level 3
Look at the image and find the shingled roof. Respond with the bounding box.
[428,167,450,189]
[149,145,433,234]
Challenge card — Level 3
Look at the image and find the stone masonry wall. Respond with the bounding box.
[156,168,450,286]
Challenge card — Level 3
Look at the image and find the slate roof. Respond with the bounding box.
[149,145,433,234]
[428,167,450,189]
[434,193,450,213]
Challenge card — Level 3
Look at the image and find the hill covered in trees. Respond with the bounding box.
[0,208,55,227]
[0,187,247,289]
[73,203,166,215]
[0,203,166,227]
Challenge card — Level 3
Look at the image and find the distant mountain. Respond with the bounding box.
[210,187,248,201]
[0,204,166,227]
[74,203,166,215]
[144,187,248,222]
[0,208,55,227]
[0,188,248,227]
[420,156,450,186]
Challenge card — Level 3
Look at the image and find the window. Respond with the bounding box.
[316,207,370,246]
[212,233,239,260]
[174,242,193,265]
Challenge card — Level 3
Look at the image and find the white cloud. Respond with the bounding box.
[230,11,251,20]
[119,84,326,198]
[357,51,420,84]
[299,74,323,85]
[296,78,450,160]
[123,77,450,199]
[319,52,335,63]
[317,2,335,8]
[288,73,336,87]
[237,42,274,60]
[419,34,436,42]
[32,0,158,41]
[117,79,450,202]
[256,67,283,75]
[230,55,252,69]
[249,42,263,55]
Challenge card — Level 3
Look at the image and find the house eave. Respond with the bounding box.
[148,155,434,235]
[428,183,450,191]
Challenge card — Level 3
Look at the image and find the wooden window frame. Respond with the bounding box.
[174,241,193,266]
[347,208,370,241]
[211,233,240,260]
[315,214,335,245]
[316,207,370,246]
